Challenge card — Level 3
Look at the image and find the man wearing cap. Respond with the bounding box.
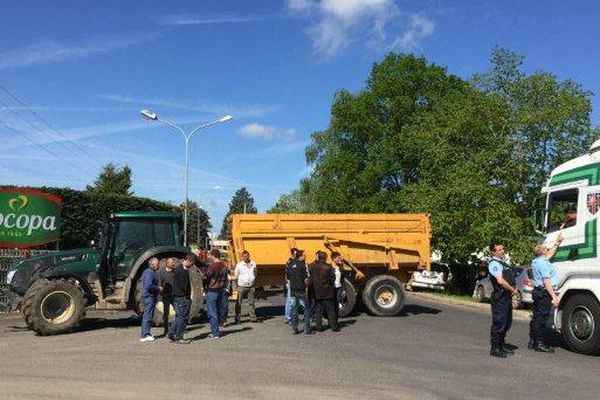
[529,234,563,352]
[204,249,230,338]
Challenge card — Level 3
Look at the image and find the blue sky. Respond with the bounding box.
[1,0,599,232]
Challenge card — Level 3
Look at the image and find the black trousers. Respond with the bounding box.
[490,289,512,347]
[529,287,552,345]
[315,299,338,331]
[162,296,172,335]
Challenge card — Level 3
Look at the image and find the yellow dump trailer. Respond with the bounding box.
[228,213,431,317]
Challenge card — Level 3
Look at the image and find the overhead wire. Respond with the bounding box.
[0,85,98,173]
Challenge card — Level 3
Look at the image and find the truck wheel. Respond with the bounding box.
[512,291,523,310]
[338,279,356,318]
[362,275,405,316]
[473,285,485,303]
[562,293,600,355]
[22,279,85,335]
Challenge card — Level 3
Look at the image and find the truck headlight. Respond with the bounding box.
[6,270,15,285]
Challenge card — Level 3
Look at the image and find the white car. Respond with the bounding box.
[410,263,452,291]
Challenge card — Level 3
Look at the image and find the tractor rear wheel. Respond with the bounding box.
[22,279,86,335]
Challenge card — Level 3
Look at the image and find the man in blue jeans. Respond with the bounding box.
[168,254,194,344]
[140,257,161,342]
[286,250,314,335]
[284,248,298,324]
[204,249,230,338]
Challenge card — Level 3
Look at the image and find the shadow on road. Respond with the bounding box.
[398,303,442,316]
[190,326,253,341]
[77,315,140,332]
[256,305,284,321]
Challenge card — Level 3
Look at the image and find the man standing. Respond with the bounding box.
[488,241,519,358]
[234,250,259,324]
[158,257,176,337]
[168,254,194,344]
[284,248,298,324]
[309,251,339,332]
[529,235,563,352]
[140,257,161,342]
[205,249,230,339]
[330,252,345,319]
[286,250,314,335]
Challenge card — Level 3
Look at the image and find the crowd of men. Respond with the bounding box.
[139,247,345,343]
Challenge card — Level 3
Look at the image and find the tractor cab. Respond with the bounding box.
[98,212,182,296]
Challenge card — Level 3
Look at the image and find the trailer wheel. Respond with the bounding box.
[362,275,405,316]
[338,279,356,318]
[562,293,600,355]
[23,279,86,335]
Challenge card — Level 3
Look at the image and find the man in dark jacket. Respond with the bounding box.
[285,250,314,335]
[309,251,339,332]
[167,254,194,344]
[158,257,176,337]
[204,249,230,339]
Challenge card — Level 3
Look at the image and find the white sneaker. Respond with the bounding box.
[140,336,155,342]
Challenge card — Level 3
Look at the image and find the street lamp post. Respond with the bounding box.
[140,110,232,246]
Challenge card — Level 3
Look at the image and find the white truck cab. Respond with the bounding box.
[539,139,600,354]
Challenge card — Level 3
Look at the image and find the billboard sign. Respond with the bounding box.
[0,188,62,248]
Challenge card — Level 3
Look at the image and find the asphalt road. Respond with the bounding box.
[0,293,599,400]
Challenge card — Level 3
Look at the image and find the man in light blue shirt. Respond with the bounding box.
[488,240,519,358]
[528,234,562,353]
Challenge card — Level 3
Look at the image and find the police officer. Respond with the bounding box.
[488,240,519,358]
[528,235,563,352]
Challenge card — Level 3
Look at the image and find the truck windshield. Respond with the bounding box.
[546,189,578,233]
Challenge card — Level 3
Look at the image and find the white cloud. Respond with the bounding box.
[392,14,435,50]
[0,33,157,70]
[156,14,276,26]
[288,0,314,13]
[237,123,295,140]
[286,0,435,58]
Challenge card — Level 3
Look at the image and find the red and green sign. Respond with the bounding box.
[0,188,62,248]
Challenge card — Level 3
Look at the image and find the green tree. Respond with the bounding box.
[473,47,598,221]
[267,182,314,213]
[276,50,598,273]
[220,187,257,238]
[87,163,133,196]
[185,201,212,248]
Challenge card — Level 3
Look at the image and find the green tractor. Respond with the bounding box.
[5,211,204,335]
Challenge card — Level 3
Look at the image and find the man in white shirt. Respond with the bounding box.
[234,250,259,324]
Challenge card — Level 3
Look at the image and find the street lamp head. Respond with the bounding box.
[218,115,233,123]
[140,109,158,121]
